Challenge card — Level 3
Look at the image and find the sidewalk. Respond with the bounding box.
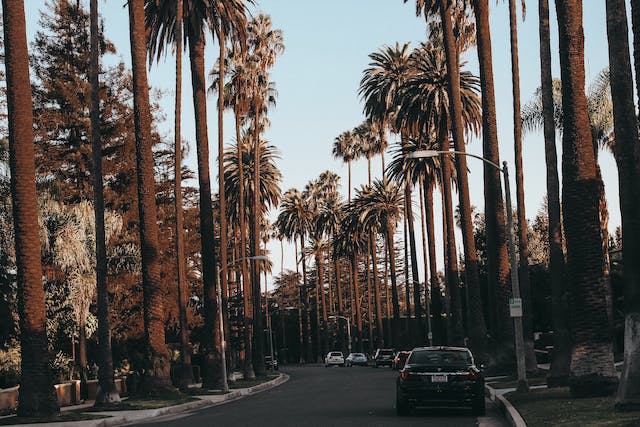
[1,373,288,427]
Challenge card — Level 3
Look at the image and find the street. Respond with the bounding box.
[137,365,507,427]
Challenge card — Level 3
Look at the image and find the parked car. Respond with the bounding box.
[265,355,278,371]
[345,353,368,367]
[324,351,345,367]
[392,351,411,370]
[396,346,485,416]
[373,348,395,368]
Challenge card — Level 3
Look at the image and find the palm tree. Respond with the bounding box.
[3,0,59,416]
[506,0,536,373]
[354,180,404,345]
[332,130,358,202]
[128,0,173,393]
[605,0,640,410]
[317,192,345,314]
[246,13,284,376]
[144,0,193,391]
[90,0,120,404]
[555,0,617,397]
[276,189,313,362]
[537,0,569,387]
[395,40,483,350]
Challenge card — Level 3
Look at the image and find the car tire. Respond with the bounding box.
[472,397,486,416]
[396,396,410,416]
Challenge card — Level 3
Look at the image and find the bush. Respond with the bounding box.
[0,343,20,388]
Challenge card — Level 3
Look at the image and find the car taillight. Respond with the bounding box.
[468,368,480,381]
[400,370,410,381]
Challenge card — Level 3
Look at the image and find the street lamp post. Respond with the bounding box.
[217,255,268,391]
[329,315,351,354]
[408,150,528,391]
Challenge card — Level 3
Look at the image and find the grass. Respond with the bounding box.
[81,392,196,412]
[0,412,108,425]
[228,374,278,390]
[487,371,548,389]
[505,387,640,427]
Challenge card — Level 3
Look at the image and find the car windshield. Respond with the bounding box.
[378,350,394,355]
[354,353,365,358]
[408,350,471,366]
[329,352,342,357]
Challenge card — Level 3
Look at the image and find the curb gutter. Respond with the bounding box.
[485,384,527,427]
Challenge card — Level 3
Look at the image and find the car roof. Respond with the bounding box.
[410,346,471,352]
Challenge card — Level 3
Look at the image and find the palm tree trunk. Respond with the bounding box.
[508,0,537,374]
[472,0,512,367]
[252,123,265,376]
[171,0,193,391]
[351,255,363,352]
[423,180,444,344]
[438,117,464,346]
[215,28,232,382]
[79,314,88,398]
[555,0,617,397]
[384,244,392,345]
[386,227,401,345]
[440,0,487,356]
[606,0,640,410]
[365,240,374,352]
[300,235,312,363]
[318,252,329,356]
[403,214,412,340]
[335,258,343,313]
[371,234,384,348]
[3,1,59,415]
[539,0,570,387]
[188,27,222,390]
[235,112,254,379]
[129,0,173,392]
[631,0,640,118]
[90,0,120,404]
[418,180,432,345]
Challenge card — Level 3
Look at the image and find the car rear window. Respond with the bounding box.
[379,350,394,355]
[408,350,471,366]
[329,352,342,357]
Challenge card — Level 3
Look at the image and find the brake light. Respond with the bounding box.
[468,367,480,381]
[400,370,410,381]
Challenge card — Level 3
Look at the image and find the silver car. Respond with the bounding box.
[346,352,368,366]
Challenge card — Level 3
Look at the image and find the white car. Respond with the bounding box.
[324,351,345,367]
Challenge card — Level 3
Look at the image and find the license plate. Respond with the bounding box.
[431,374,448,383]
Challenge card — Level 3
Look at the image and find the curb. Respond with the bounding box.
[485,384,527,427]
[9,373,289,427]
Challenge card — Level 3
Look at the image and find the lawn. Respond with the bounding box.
[81,393,196,412]
[487,371,548,389]
[505,387,640,427]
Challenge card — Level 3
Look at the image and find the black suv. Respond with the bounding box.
[396,346,485,416]
[373,348,395,368]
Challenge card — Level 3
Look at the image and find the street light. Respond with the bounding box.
[328,315,352,354]
[217,255,268,391]
[408,149,528,392]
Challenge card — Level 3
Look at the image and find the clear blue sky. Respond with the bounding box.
[23,0,624,287]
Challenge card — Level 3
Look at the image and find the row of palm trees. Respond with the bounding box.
[3,0,288,417]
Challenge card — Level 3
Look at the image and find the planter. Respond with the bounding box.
[54,380,81,406]
[0,386,18,415]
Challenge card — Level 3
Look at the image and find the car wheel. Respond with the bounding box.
[472,397,486,416]
[396,396,410,416]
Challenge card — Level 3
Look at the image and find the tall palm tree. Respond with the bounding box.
[537,0,569,387]
[144,0,193,391]
[276,189,313,362]
[129,0,172,392]
[395,40,483,350]
[506,0,536,373]
[246,13,283,376]
[354,180,404,345]
[555,0,617,398]
[605,0,640,410]
[332,130,358,202]
[3,0,59,416]
[90,0,120,404]
[317,192,345,314]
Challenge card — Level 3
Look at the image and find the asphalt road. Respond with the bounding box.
[137,365,507,427]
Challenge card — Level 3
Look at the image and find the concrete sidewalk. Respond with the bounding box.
[2,374,288,427]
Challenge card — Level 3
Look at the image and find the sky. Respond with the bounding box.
[23,0,624,289]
